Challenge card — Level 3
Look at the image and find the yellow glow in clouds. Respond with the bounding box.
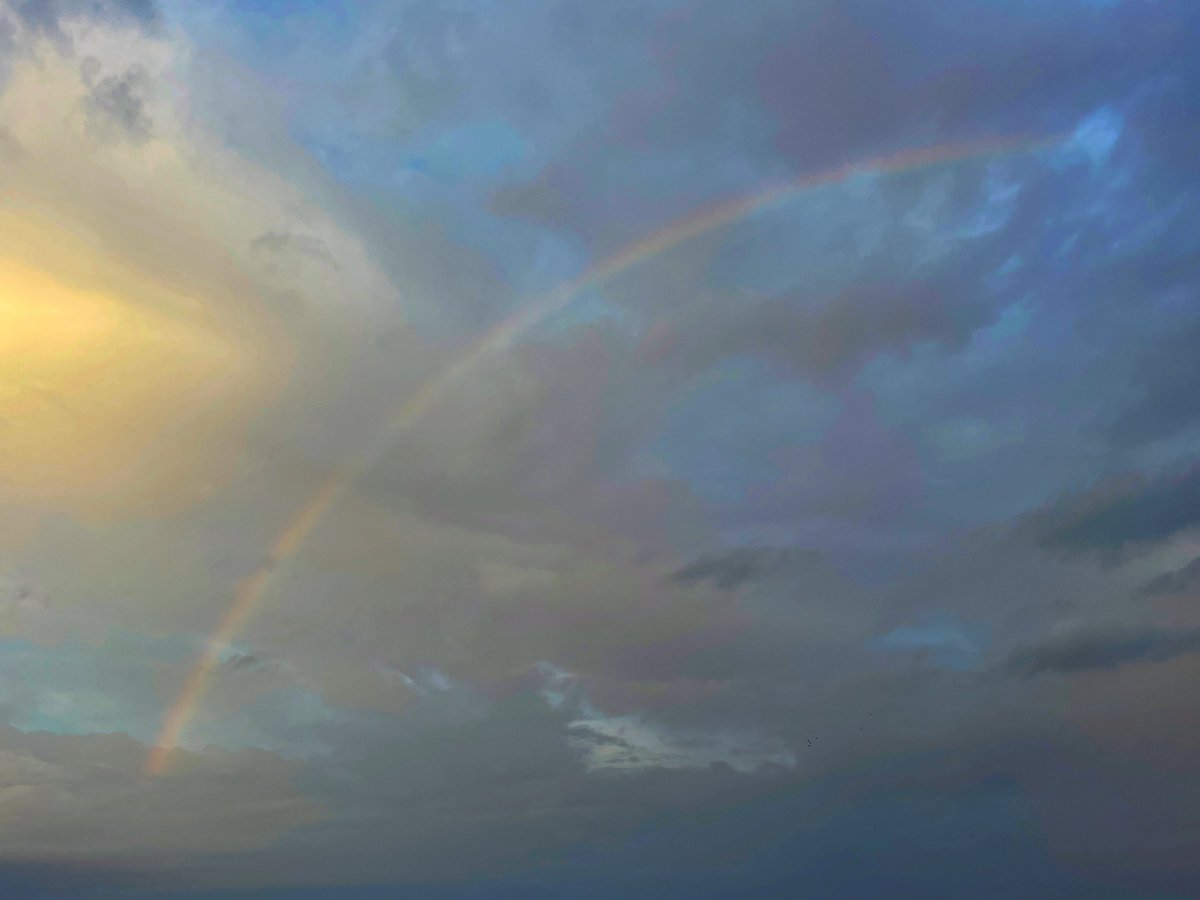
[0,255,256,516]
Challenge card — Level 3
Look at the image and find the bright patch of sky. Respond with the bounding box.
[0,633,181,741]
[956,171,1023,240]
[1066,106,1123,167]
[537,662,794,774]
[872,616,987,671]
[570,712,795,774]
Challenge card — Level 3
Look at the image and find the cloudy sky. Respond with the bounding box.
[1,0,1199,896]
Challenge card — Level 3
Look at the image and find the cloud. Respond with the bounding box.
[756,0,1172,167]
[1025,463,1200,564]
[1141,555,1200,596]
[1,0,1200,895]
[0,123,22,160]
[222,650,272,674]
[874,617,983,670]
[0,719,320,873]
[1003,624,1200,676]
[671,546,819,591]
[640,279,992,390]
[1105,317,1200,448]
[490,0,1174,258]
[6,0,159,48]
[0,12,412,518]
[249,231,342,271]
[83,64,152,140]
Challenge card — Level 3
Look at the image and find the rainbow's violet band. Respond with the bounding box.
[145,132,1054,776]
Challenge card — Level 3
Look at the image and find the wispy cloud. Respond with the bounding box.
[1003,624,1200,676]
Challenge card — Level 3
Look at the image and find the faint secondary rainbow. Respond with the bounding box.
[145,131,1054,775]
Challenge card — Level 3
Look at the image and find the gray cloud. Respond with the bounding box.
[0,720,320,869]
[491,0,1180,258]
[1025,463,1200,564]
[1106,317,1200,448]
[1003,625,1200,676]
[249,231,341,271]
[641,279,991,389]
[0,123,22,161]
[84,65,151,141]
[8,0,159,47]
[716,1,1171,168]
[1141,555,1200,597]
[222,651,272,674]
[672,546,820,591]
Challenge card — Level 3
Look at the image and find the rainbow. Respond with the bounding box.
[145,132,1053,775]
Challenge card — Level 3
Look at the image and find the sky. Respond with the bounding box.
[1,0,1199,896]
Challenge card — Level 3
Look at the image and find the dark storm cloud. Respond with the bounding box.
[1026,463,1200,563]
[1003,625,1200,676]
[1142,555,1200,597]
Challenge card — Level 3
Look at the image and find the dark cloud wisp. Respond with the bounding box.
[1025,463,1200,564]
[1141,555,1200,597]
[671,546,820,591]
[1003,625,1200,677]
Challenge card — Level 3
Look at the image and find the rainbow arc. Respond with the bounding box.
[146,132,1054,775]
